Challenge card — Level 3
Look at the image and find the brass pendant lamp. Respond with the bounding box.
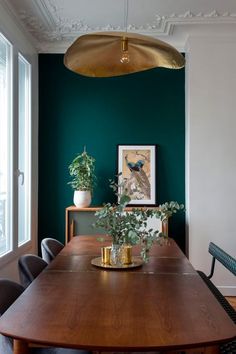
[64,0,185,78]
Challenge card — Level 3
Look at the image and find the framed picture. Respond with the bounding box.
[117,144,157,205]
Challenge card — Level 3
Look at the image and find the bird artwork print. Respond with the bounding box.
[123,151,151,200]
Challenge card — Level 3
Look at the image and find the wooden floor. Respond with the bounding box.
[226,296,236,310]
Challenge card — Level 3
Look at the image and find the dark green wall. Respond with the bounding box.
[38,54,185,250]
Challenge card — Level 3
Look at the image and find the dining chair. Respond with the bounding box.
[41,238,64,264]
[0,278,92,354]
[18,254,48,288]
[197,242,236,354]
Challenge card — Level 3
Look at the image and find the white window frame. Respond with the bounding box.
[18,53,32,247]
[0,11,38,272]
[0,32,13,257]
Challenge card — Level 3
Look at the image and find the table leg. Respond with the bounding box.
[14,339,30,354]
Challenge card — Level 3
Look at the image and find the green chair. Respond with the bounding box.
[197,242,236,354]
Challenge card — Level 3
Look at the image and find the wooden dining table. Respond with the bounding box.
[0,235,235,354]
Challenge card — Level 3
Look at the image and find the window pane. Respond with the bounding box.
[18,54,31,246]
[0,33,12,256]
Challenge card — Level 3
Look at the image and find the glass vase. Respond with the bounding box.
[110,244,123,266]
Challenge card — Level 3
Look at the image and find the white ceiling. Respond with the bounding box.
[3,0,236,52]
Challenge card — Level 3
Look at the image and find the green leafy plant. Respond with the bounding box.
[94,178,184,262]
[68,148,96,191]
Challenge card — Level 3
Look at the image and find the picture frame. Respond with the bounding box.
[117,144,157,206]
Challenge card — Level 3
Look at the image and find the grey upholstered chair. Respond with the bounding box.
[41,238,64,264]
[18,254,48,288]
[0,279,24,354]
[0,278,91,354]
[0,279,24,316]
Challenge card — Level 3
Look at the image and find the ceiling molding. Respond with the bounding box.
[3,0,236,53]
[0,0,37,48]
[32,0,57,30]
[21,11,236,37]
[35,10,236,52]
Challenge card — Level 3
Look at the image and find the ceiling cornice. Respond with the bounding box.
[35,10,236,53]
[3,0,236,53]
[0,0,37,48]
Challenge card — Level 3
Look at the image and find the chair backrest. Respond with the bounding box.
[41,238,64,264]
[0,279,25,354]
[18,254,48,288]
[0,279,24,316]
[208,242,236,278]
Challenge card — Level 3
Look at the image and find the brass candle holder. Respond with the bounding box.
[101,245,133,267]
[101,246,111,265]
[101,245,133,266]
[122,245,132,265]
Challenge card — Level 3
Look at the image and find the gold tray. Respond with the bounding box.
[91,257,143,269]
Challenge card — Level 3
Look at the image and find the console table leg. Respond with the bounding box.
[14,339,30,354]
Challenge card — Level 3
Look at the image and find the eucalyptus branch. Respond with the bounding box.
[94,178,184,262]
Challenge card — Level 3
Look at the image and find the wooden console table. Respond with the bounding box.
[65,206,168,243]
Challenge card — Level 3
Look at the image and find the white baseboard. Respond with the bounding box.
[218,286,236,296]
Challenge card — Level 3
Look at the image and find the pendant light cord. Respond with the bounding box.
[124,0,129,33]
[120,0,130,63]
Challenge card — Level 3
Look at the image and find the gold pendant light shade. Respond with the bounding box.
[64,31,185,78]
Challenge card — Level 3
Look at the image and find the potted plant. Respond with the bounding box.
[68,148,96,208]
[94,179,184,264]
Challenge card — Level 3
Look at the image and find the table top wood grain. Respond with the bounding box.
[0,236,235,352]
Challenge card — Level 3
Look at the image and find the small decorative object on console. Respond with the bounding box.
[68,147,96,208]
